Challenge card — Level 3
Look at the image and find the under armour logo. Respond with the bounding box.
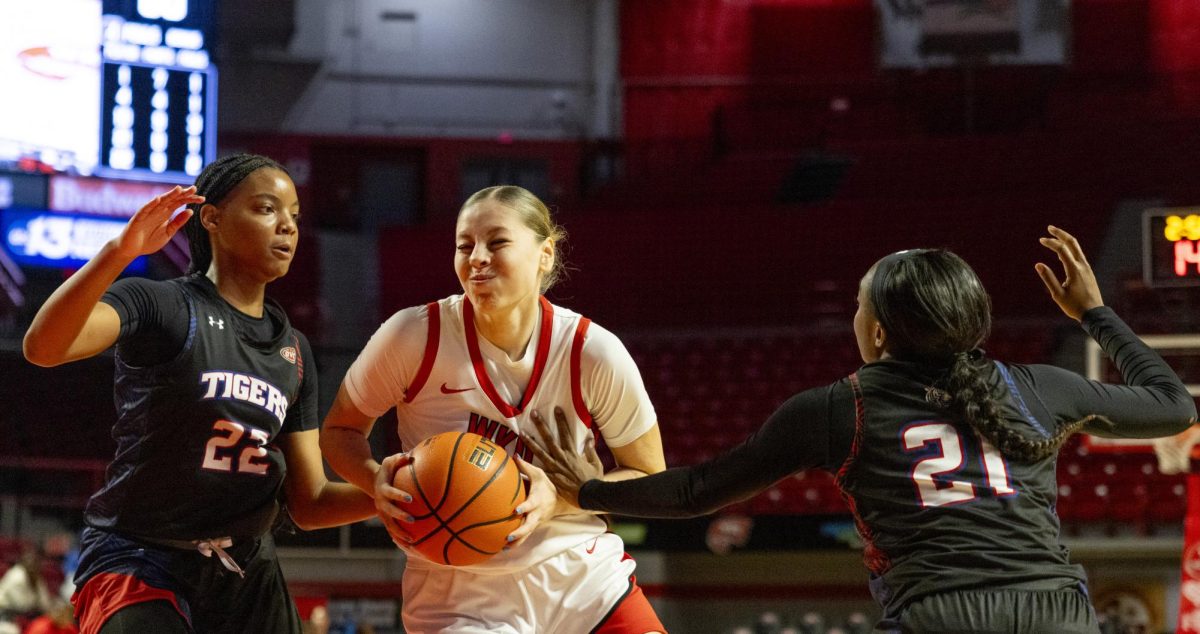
[208,316,224,329]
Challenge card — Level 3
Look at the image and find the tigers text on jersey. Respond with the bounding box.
[346,294,656,574]
[85,275,307,541]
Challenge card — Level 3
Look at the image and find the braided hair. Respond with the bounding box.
[868,249,1104,462]
[184,154,288,274]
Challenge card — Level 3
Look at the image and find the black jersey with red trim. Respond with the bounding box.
[837,359,1085,612]
[577,307,1196,614]
[85,273,315,541]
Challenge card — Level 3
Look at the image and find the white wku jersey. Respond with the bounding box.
[397,294,607,575]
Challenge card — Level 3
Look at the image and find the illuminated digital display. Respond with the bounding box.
[0,0,103,175]
[49,175,164,217]
[0,172,50,210]
[98,0,216,182]
[1,208,145,272]
[0,0,215,184]
[1144,209,1200,287]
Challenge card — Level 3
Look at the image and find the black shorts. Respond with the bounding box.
[876,588,1099,634]
[73,527,301,634]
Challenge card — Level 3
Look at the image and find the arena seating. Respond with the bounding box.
[622,319,1192,529]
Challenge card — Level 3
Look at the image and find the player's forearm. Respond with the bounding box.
[554,467,656,517]
[1080,306,1198,434]
[319,426,381,494]
[288,482,377,530]
[601,467,652,482]
[23,241,131,365]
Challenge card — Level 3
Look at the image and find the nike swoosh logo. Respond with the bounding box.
[440,382,475,394]
[585,537,599,554]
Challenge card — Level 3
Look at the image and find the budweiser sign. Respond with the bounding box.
[49,176,170,218]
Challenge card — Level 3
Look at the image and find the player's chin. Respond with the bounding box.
[262,260,293,282]
[465,289,498,308]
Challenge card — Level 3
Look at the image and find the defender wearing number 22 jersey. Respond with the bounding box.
[28,156,376,634]
[68,271,319,632]
[84,272,313,541]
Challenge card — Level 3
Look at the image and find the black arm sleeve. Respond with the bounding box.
[280,331,319,434]
[1016,306,1197,439]
[578,381,854,518]
[99,278,189,367]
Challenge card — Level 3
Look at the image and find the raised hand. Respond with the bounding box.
[113,186,203,260]
[1035,225,1104,321]
[521,407,604,507]
[1153,426,1200,475]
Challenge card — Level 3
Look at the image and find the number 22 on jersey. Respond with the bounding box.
[902,422,1015,508]
[202,419,271,475]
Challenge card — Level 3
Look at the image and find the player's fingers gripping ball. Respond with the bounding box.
[392,432,527,565]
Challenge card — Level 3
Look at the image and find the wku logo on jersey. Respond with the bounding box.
[467,413,533,461]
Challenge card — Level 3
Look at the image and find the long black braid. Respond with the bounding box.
[869,249,1109,462]
[184,154,288,274]
[939,352,1106,462]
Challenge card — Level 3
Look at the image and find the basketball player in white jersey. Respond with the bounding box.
[320,185,668,634]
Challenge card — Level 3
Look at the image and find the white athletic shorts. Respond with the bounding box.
[401,532,650,634]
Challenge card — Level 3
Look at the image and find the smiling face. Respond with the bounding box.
[202,167,300,283]
[454,197,554,314]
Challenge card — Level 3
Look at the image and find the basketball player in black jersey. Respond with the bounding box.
[524,227,1198,633]
[23,155,377,633]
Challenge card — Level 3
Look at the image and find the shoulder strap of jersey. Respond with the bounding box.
[836,372,865,484]
[290,333,305,402]
[173,277,199,363]
[403,302,441,403]
[833,371,890,575]
[569,317,594,429]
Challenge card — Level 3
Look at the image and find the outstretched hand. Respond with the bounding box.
[1035,225,1104,321]
[521,406,604,508]
[1154,426,1200,475]
[114,186,202,260]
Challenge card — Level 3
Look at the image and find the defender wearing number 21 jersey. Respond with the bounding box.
[557,235,1199,634]
[581,307,1194,621]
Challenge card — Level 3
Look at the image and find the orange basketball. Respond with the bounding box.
[392,431,527,566]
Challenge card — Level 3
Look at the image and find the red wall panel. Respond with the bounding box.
[377,192,1112,330]
[621,0,878,144]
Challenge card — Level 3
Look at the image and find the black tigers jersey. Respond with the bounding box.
[86,273,315,541]
[837,359,1086,613]
[577,307,1195,615]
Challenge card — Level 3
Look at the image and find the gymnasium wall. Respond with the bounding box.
[619,0,1200,147]
[219,0,621,140]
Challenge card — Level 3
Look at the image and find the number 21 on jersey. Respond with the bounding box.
[902,422,1014,508]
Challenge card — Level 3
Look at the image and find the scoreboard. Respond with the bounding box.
[99,0,217,181]
[1143,209,1200,287]
[0,0,216,184]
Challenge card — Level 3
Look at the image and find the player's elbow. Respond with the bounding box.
[318,429,345,473]
[1173,401,1199,433]
[1165,388,1199,432]
[22,333,64,367]
[287,505,322,532]
[285,489,328,531]
[319,426,366,476]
